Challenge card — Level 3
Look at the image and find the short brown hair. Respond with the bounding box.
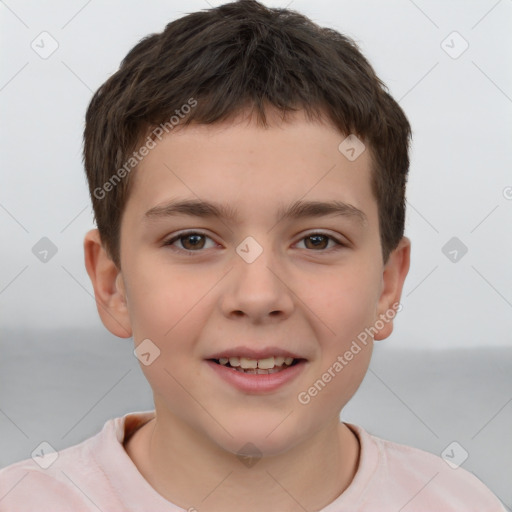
[83,0,411,268]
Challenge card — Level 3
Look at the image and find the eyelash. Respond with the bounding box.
[162,231,346,254]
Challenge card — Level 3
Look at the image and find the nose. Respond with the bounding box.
[219,241,295,323]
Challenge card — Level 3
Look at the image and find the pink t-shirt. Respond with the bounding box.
[0,410,505,511]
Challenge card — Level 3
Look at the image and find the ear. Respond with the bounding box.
[373,236,411,341]
[83,229,132,338]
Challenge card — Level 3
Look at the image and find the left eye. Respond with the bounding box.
[295,233,343,251]
[163,232,344,253]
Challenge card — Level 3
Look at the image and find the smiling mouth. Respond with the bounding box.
[209,356,303,374]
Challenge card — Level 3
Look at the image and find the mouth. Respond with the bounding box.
[208,356,303,374]
[205,349,308,393]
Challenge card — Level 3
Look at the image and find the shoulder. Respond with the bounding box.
[346,424,506,511]
[0,419,116,511]
[0,451,95,511]
[0,412,155,512]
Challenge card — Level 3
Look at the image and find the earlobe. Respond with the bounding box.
[373,236,411,341]
[83,229,132,338]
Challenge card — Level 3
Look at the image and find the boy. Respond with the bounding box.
[0,1,505,510]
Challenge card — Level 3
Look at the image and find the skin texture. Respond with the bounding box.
[84,108,410,512]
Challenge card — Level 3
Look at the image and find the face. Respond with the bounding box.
[90,109,409,457]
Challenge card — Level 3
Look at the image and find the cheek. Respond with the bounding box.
[297,262,380,345]
[295,263,378,399]
[125,260,217,339]
[125,261,222,380]
[125,267,212,413]
[295,276,376,415]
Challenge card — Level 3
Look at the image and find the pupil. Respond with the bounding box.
[184,234,204,249]
[307,235,327,249]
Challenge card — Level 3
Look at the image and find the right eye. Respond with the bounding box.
[162,231,217,253]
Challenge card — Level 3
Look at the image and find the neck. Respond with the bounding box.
[125,411,360,512]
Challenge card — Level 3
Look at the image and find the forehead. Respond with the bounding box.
[126,110,378,229]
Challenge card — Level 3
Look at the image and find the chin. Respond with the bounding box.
[208,411,314,459]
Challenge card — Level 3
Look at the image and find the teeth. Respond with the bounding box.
[217,356,297,369]
[237,367,282,374]
[240,367,257,373]
[240,357,258,369]
[257,357,275,369]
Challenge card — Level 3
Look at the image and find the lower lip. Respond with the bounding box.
[206,360,306,393]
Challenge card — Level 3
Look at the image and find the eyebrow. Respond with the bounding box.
[144,198,368,226]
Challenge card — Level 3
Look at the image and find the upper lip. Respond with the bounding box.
[207,346,305,360]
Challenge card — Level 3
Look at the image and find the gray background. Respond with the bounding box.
[1,0,511,509]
